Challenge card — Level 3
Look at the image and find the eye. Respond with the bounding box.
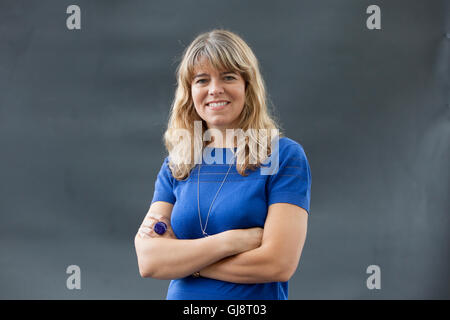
[224,75,236,81]
[195,79,208,84]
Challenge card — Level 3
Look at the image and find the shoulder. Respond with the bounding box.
[160,155,170,168]
[163,155,170,164]
[277,137,308,160]
[159,156,175,178]
[262,136,310,176]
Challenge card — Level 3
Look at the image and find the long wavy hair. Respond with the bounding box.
[164,29,283,180]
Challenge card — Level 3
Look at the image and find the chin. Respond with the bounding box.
[206,119,235,128]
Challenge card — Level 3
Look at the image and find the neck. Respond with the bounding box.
[206,142,236,148]
[205,129,237,148]
[205,122,241,148]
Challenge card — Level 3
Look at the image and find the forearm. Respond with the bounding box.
[134,232,235,280]
[199,245,284,284]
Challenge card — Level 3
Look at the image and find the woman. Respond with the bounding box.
[134,29,311,300]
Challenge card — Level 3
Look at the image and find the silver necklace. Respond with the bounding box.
[197,150,236,237]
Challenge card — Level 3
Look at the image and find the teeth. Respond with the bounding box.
[208,102,228,107]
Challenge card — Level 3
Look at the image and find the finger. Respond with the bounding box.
[139,227,158,238]
[144,215,158,224]
[138,230,151,239]
[141,219,155,228]
[158,216,171,225]
[140,227,152,235]
[145,211,163,220]
[167,228,176,238]
[143,217,171,232]
[146,212,170,224]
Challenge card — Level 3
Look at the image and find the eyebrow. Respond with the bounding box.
[193,71,236,79]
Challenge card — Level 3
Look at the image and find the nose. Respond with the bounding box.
[208,79,224,96]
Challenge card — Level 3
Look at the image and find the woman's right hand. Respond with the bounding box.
[138,211,176,239]
[226,227,264,253]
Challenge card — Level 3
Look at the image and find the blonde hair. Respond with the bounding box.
[163,29,283,180]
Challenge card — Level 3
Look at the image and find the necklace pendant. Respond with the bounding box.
[197,154,235,241]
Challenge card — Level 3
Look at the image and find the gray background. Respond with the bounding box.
[0,0,448,299]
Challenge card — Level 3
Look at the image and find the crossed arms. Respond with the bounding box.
[134,201,308,284]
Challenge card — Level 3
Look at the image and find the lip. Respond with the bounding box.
[205,100,230,106]
[206,101,230,111]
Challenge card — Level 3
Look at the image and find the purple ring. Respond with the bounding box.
[153,221,167,235]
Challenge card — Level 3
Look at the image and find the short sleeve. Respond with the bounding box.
[151,156,176,205]
[266,143,312,214]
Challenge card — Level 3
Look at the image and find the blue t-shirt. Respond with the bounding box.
[150,137,312,300]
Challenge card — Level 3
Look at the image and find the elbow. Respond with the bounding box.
[276,269,294,283]
[139,267,152,278]
[138,263,154,278]
[137,257,160,278]
[273,261,298,282]
[261,246,299,282]
[134,238,173,280]
[139,269,149,278]
[134,236,156,278]
[136,257,154,278]
[139,264,173,280]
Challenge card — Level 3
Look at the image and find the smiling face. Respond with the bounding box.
[191,56,246,137]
